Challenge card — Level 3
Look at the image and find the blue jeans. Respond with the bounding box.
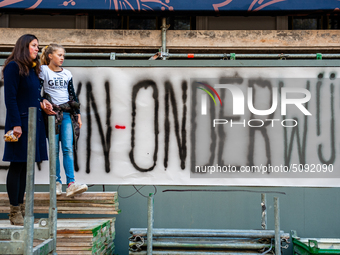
[56,112,75,185]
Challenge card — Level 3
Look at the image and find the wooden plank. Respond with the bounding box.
[57,219,111,229]
[0,191,120,214]
[57,230,94,234]
[56,247,91,251]
[0,192,118,200]
[56,242,95,247]
[55,218,115,222]
[57,237,94,242]
[50,206,117,211]
[0,208,120,214]
[55,252,92,255]
[56,253,92,255]
[56,234,97,238]
[34,192,118,200]
[56,210,120,215]
[0,200,118,206]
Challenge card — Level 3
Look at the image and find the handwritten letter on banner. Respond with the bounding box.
[0,67,339,186]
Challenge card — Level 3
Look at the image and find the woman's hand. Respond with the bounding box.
[78,114,82,129]
[13,126,22,138]
[40,99,56,115]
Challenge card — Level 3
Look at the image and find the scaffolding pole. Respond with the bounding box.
[48,115,57,255]
[24,107,37,255]
[147,193,154,255]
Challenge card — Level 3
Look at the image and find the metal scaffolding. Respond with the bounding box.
[129,193,289,255]
[1,52,340,60]
[0,108,57,255]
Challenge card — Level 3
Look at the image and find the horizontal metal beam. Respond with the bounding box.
[130,228,289,239]
[129,252,264,255]
[2,59,339,68]
[2,52,340,59]
[0,227,49,240]
[1,58,340,68]
[0,241,24,254]
[129,240,272,249]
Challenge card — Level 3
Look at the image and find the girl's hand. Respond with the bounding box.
[78,114,82,129]
[13,126,22,138]
[40,99,56,115]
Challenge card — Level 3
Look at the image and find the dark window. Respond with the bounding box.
[289,15,340,30]
[129,16,157,29]
[93,15,123,29]
[89,15,195,30]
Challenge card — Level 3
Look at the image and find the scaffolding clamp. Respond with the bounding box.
[279,53,287,60]
[110,52,116,60]
[316,53,322,60]
[160,47,169,60]
[160,24,171,30]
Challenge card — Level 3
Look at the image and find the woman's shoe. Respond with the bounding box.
[19,203,25,218]
[9,205,24,225]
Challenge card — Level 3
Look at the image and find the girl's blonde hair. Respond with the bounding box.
[41,44,65,65]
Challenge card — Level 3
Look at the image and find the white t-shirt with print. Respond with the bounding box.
[39,65,72,105]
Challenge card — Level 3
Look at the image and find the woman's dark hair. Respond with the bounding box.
[2,34,40,77]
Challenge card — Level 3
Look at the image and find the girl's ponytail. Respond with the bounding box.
[41,45,49,65]
[40,44,65,65]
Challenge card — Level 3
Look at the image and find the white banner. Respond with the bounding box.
[1,67,339,186]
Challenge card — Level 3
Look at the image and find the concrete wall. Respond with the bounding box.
[0,28,339,52]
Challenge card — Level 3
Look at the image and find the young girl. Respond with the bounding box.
[40,44,87,197]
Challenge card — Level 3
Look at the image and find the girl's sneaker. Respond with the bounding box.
[66,182,88,197]
[56,182,62,196]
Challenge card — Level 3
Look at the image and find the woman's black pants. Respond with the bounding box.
[6,162,27,206]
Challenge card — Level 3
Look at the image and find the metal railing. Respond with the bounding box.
[1,52,340,60]
[0,108,57,255]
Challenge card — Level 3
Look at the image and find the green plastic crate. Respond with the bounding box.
[292,230,340,255]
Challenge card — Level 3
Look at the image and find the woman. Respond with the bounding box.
[2,34,51,225]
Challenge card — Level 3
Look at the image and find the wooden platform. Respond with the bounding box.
[0,218,116,255]
[0,192,120,215]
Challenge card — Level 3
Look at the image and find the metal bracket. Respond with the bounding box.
[316,53,322,60]
[159,47,169,60]
[279,53,287,60]
[230,53,236,60]
[39,218,50,228]
[160,24,171,30]
[110,52,116,60]
[11,230,24,241]
[129,235,144,252]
